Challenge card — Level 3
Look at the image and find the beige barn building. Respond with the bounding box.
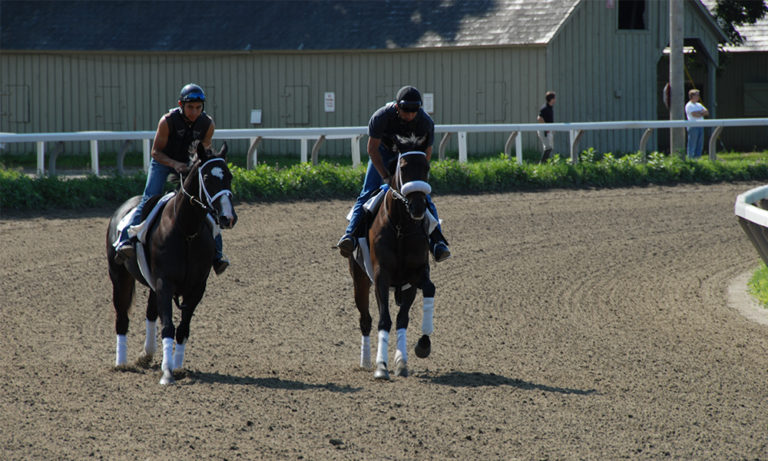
[1,0,741,158]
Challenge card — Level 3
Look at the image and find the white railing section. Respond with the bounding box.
[735,185,768,266]
[2,118,768,176]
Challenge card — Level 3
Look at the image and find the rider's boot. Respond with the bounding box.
[429,229,451,263]
[213,234,229,275]
[338,220,361,258]
[337,232,357,257]
[114,237,135,264]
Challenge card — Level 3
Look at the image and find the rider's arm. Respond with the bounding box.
[151,118,189,174]
[425,145,433,162]
[202,118,215,149]
[367,137,391,182]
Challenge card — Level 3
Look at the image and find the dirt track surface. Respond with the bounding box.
[2,182,768,460]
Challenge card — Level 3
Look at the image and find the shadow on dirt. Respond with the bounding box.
[185,371,362,393]
[425,371,598,395]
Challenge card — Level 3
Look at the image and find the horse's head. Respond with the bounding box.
[393,151,431,221]
[189,142,238,229]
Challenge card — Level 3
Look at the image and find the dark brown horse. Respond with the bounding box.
[106,142,237,385]
[348,151,436,380]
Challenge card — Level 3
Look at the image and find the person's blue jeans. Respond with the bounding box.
[345,148,441,237]
[118,159,224,259]
[687,126,704,159]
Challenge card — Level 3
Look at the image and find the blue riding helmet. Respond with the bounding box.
[179,83,206,103]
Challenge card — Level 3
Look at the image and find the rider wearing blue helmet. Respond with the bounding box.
[337,85,450,262]
[114,83,229,275]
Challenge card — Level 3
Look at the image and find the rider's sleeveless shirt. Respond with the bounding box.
[162,107,213,162]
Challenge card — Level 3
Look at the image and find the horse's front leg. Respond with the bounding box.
[415,275,436,359]
[155,279,177,385]
[393,285,417,378]
[173,285,206,372]
[373,273,392,380]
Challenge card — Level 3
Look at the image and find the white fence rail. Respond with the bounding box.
[2,118,768,176]
[735,185,768,267]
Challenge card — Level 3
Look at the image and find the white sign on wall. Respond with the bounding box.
[324,92,335,112]
[423,93,434,114]
[250,109,262,124]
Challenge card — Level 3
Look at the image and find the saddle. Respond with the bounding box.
[115,192,220,291]
[347,185,439,283]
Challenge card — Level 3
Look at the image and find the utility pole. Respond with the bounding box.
[669,0,685,156]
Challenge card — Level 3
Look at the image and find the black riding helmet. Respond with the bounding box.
[396,86,422,113]
[179,83,206,103]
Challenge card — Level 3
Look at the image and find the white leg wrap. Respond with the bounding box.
[396,328,407,363]
[144,320,157,356]
[376,330,389,365]
[360,335,371,368]
[116,335,127,367]
[161,337,175,372]
[173,341,186,371]
[422,297,435,335]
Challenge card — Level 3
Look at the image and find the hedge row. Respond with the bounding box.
[2,152,768,210]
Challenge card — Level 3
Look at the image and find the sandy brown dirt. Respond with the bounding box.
[2,182,768,460]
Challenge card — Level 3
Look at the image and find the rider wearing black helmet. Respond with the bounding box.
[337,85,450,262]
[114,83,230,275]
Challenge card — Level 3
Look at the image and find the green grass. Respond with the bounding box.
[748,263,768,309]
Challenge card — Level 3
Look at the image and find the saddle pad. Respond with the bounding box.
[130,192,176,244]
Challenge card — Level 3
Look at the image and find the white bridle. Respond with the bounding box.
[394,151,432,196]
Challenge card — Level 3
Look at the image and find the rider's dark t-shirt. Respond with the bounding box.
[162,107,213,162]
[368,102,434,155]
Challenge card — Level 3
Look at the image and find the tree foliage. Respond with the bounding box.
[713,0,768,44]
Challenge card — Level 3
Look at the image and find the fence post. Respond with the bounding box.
[300,139,308,163]
[438,133,453,161]
[36,141,45,176]
[638,128,653,163]
[351,135,362,167]
[90,140,99,175]
[569,129,584,164]
[311,135,326,165]
[516,133,523,165]
[247,136,263,169]
[142,139,151,173]
[458,131,467,163]
[708,126,724,160]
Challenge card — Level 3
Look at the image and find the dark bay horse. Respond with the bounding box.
[348,151,436,380]
[106,142,237,385]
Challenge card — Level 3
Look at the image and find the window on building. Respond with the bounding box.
[618,0,646,30]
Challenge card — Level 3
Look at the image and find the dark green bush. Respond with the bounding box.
[2,152,768,211]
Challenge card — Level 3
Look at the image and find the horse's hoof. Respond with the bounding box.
[373,362,390,380]
[159,370,176,385]
[415,335,431,358]
[394,358,408,378]
[360,357,373,369]
[136,352,153,368]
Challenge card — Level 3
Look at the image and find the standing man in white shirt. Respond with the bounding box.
[684,89,709,159]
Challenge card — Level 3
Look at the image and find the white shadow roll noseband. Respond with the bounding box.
[395,151,431,196]
[400,180,431,196]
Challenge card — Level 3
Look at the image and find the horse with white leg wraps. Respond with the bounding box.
[347,151,437,380]
[106,143,236,385]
